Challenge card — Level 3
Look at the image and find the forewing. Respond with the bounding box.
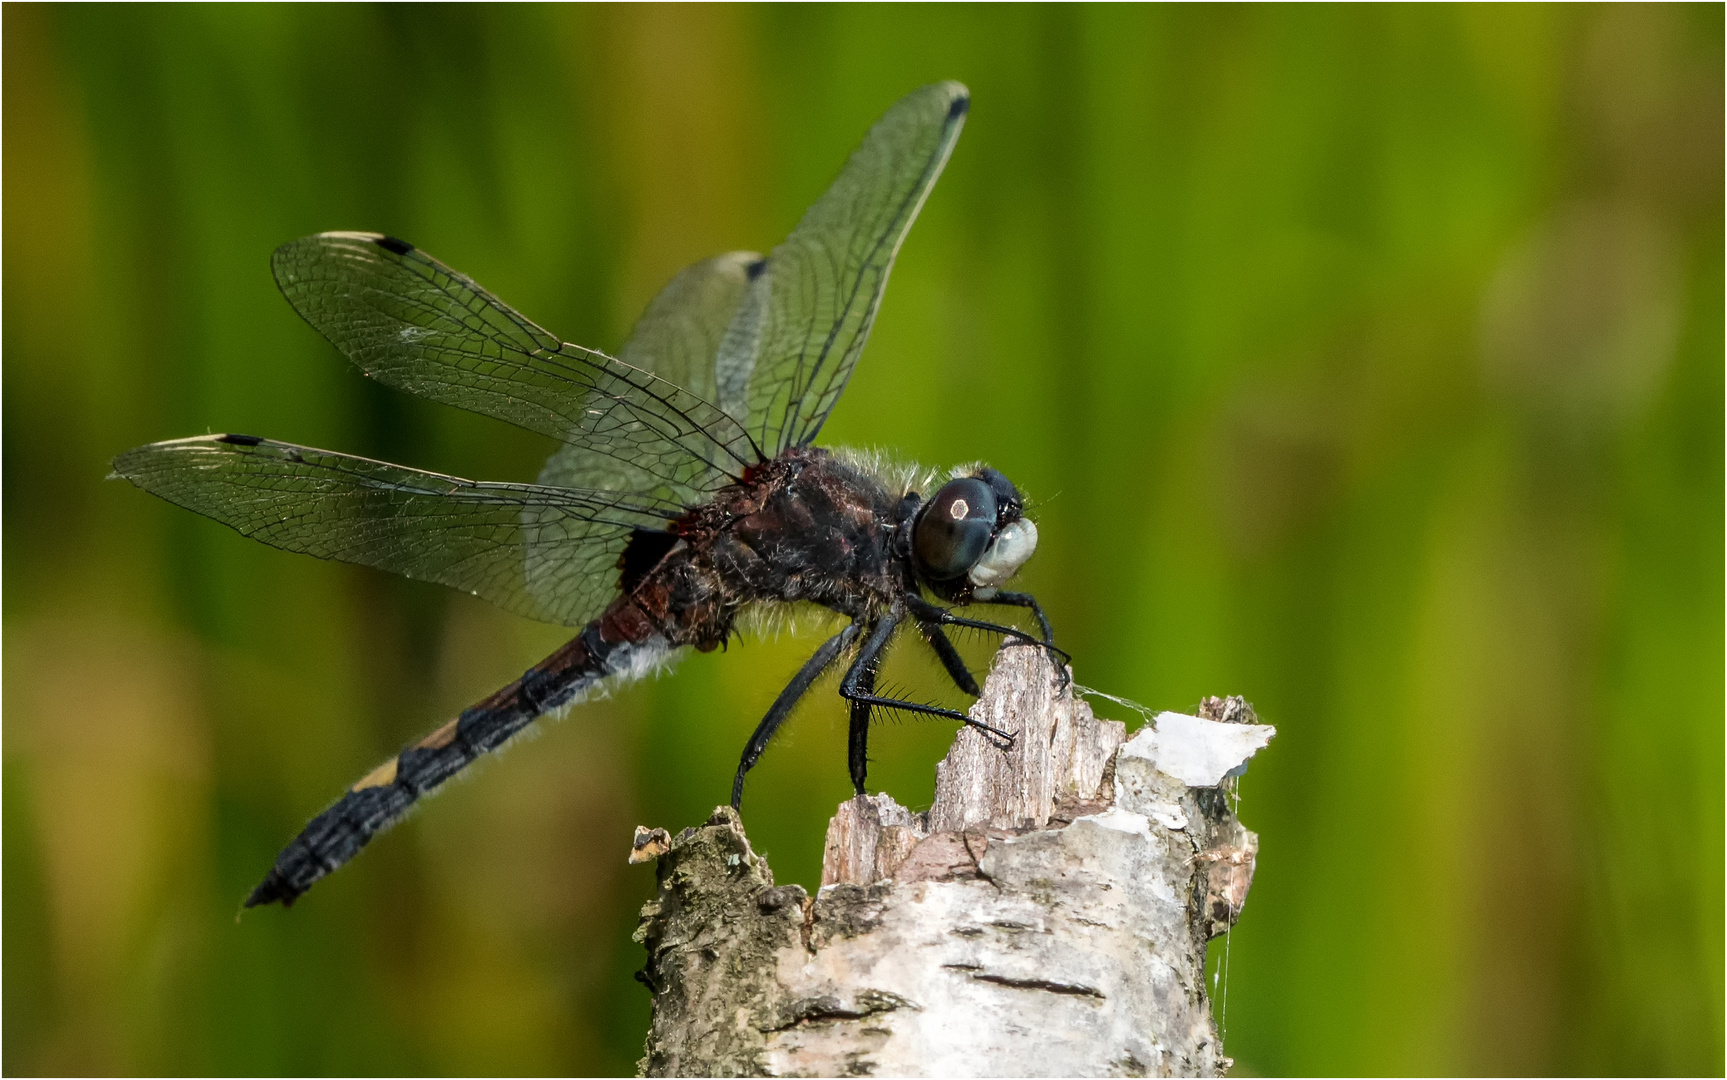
[112,435,665,628]
[716,82,968,455]
[272,233,758,511]
[539,251,762,489]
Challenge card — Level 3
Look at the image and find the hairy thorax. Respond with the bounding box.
[600,448,906,650]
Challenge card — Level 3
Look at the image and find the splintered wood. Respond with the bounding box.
[632,647,1275,1078]
[823,650,1124,888]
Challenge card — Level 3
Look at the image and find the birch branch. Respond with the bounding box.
[630,646,1274,1078]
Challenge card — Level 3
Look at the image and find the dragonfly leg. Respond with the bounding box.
[732,623,860,811]
[841,612,1015,779]
[904,594,1070,666]
[980,590,1054,644]
[847,686,874,797]
[917,619,981,697]
[904,592,1070,691]
[978,590,1067,690]
[838,615,896,795]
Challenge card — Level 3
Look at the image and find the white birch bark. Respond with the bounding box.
[631,647,1274,1078]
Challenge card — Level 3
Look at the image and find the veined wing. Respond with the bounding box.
[112,435,666,628]
[620,251,764,404]
[545,83,965,474]
[539,252,761,490]
[272,233,760,513]
[716,81,968,455]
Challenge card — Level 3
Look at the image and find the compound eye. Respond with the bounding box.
[913,478,997,580]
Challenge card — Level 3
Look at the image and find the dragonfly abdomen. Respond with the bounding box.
[245,621,671,907]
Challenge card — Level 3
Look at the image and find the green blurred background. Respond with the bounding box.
[4,3,1721,1075]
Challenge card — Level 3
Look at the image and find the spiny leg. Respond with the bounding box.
[843,688,1017,751]
[840,613,1015,772]
[840,616,896,795]
[732,623,860,810]
[981,590,1054,644]
[905,592,1070,691]
[847,681,875,797]
[936,613,1068,664]
[904,593,1070,666]
[986,591,1070,691]
[918,619,981,697]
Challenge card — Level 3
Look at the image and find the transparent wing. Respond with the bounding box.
[112,434,668,628]
[620,251,764,405]
[539,251,762,489]
[272,232,760,512]
[716,81,968,455]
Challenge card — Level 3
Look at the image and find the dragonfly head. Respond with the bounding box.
[910,467,1038,600]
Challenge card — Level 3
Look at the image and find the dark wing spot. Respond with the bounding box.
[949,93,971,119]
[217,433,263,446]
[373,235,414,256]
[746,256,769,281]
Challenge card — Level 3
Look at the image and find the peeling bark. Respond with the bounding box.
[633,648,1274,1078]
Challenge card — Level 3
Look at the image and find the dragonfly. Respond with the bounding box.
[113,81,1062,908]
